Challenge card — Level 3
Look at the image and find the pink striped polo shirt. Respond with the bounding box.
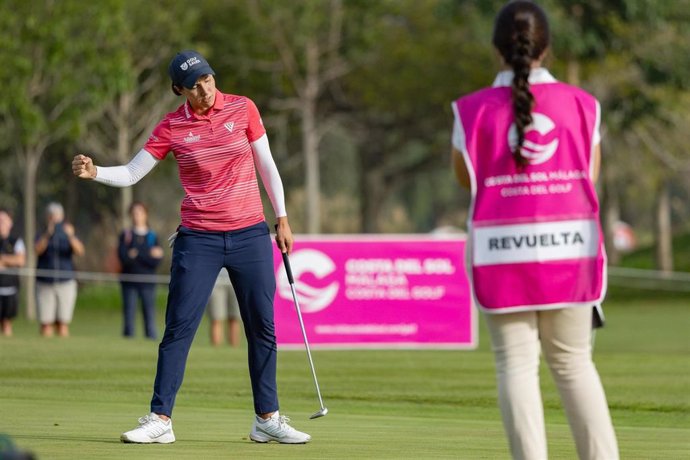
[144,91,266,231]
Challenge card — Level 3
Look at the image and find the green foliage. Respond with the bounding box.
[0,154,22,213]
[345,0,492,115]
[0,0,130,146]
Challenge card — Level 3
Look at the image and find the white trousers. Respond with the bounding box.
[484,306,619,460]
[36,279,77,325]
[206,279,240,321]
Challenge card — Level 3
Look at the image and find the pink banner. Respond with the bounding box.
[273,236,475,349]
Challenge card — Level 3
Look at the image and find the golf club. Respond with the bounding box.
[281,251,328,419]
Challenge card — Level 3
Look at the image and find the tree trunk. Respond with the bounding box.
[356,123,388,233]
[601,165,621,265]
[22,149,42,321]
[303,39,321,234]
[119,187,133,230]
[360,168,386,233]
[655,182,673,272]
[117,93,134,228]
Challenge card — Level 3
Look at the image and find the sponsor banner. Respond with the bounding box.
[473,219,598,266]
[273,236,474,349]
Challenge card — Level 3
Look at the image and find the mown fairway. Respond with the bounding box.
[1,285,688,459]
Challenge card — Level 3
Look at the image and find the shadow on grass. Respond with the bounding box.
[10,434,120,445]
[10,434,250,446]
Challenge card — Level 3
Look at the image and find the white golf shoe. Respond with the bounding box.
[249,411,311,444]
[120,413,175,444]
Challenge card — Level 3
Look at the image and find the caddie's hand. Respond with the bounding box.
[72,154,97,179]
[274,217,294,254]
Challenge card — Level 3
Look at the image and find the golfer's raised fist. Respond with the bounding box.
[72,154,97,179]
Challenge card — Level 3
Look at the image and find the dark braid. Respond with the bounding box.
[492,1,550,168]
[510,23,534,167]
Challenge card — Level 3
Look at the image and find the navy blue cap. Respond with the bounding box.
[168,50,215,93]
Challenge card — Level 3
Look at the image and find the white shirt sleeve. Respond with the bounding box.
[593,100,601,146]
[94,149,159,187]
[451,102,466,152]
[251,134,287,218]
[14,238,25,255]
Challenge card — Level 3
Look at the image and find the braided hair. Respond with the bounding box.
[492,1,550,167]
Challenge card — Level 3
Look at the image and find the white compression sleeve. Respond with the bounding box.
[94,149,159,187]
[251,134,287,218]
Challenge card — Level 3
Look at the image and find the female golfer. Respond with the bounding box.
[451,2,618,459]
[73,50,310,444]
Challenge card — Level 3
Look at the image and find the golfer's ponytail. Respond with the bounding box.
[492,1,550,168]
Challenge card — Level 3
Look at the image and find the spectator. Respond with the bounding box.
[35,202,84,337]
[0,208,26,337]
[118,201,164,340]
[207,270,241,347]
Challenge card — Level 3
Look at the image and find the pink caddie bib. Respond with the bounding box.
[453,82,606,313]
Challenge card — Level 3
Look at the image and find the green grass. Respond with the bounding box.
[1,284,689,459]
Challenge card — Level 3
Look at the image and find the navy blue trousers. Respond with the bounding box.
[150,222,279,416]
[121,282,157,339]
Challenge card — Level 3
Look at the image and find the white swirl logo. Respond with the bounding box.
[508,112,559,165]
[278,249,339,313]
[180,62,189,71]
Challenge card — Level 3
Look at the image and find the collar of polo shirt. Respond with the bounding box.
[184,90,225,120]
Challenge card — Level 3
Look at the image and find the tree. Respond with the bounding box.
[240,0,351,233]
[0,0,130,318]
[548,0,690,268]
[343,0,494,231]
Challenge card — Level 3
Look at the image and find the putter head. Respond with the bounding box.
[309,407,328,419]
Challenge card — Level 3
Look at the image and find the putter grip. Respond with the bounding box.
[282,252,295,284]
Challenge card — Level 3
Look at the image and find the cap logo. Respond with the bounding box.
[180,56,202,72]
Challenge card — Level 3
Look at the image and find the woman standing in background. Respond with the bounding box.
[118,201,164,340]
